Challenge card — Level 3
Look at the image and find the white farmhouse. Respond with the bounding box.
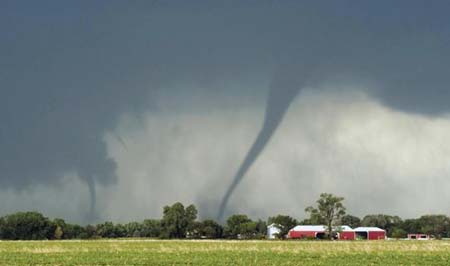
[267,223,281,239]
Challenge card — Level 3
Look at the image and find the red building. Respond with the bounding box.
[337,226,356,240]
[288,225,356,240]
[288,225,326,239]
[288,225,386,240]
[354,227,386,240]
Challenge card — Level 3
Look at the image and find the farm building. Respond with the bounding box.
[266,224,281,239]
[288,225,326,239]
[407,234,431,240]
[288,225,356,240]
[337,226,356,240]
[354,227,386,240]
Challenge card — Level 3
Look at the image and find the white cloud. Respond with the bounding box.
[101,87,450,221]
[3,87,450,222]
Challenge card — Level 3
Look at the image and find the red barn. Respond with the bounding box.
[354,227,386,240]
[337,226,356,240]
[288,225,355,240]
[288,225,326,239]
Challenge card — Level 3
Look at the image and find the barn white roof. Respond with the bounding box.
[290,225,327,232]
[290,225,354,232]
[336,225,353,231]
[354,227,385,232]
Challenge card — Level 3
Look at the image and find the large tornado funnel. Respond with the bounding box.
[217,67,306,221]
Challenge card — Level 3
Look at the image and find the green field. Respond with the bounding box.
[1,239,450,266]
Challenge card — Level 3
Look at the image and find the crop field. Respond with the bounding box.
[1,240,450,266]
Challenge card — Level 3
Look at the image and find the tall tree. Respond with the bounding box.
[305,193,346,239]
[161,202,198,238]
[184,204,198,237]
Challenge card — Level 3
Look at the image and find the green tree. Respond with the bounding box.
[141,219,162,238]
[187,220,223,239]
[224,214,255,239]
[0,217,5,239]
[0,212,55,240]
[391,228,407,239]
[200,219,223,239]
[255,219,267,239]
[81,224,97,239]
[185,205,198,224]
[95,222,127,238]
[96,222,116,238]
[361,214,402,237]
[305,193,346,239]
[417,215,450,239]
[186,221,203,239]
[239,221,258,239]
[114,224,127,238]
[267,215,298,239]
[401,219,421,235]
[160,202,198,238]
[340,214,361,229]
[69,224,86,239]
[125,222,143,237]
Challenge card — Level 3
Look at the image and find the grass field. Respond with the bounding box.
[1,239,450,266]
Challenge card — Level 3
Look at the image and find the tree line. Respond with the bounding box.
[1,194,450,240]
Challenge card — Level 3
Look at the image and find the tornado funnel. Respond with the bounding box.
[217,67,306,221]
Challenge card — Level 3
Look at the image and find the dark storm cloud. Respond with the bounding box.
[1,0,450,221]
[0,1,162,220]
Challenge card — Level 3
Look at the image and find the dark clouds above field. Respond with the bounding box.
[1,1,450,223]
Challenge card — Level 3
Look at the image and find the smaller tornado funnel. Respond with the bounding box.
[217,66,307,221]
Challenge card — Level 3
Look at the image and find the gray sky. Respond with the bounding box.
[1,1,450,223]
